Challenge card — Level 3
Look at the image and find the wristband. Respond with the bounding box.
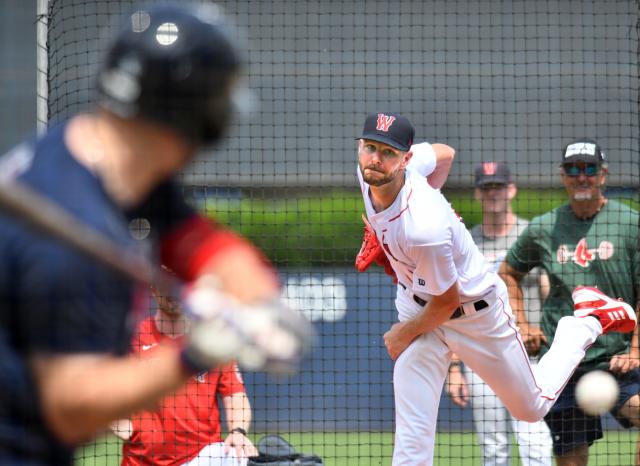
[230,427,247,436]
[449,360,462,370]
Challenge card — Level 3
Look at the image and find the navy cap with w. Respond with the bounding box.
[357,112,415,151]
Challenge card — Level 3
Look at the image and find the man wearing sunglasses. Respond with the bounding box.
[500,139,640,466]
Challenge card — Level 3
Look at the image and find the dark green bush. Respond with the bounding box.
[201,188,637,267]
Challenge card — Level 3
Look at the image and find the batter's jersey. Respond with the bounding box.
[470,217,545,327]
[358,162,497,314]
[122,316,245,466]
[0,125,141,465]
[506,200,639,369]
[0,122,226,465]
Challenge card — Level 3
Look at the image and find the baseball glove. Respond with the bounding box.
[354,214,396,282]
[247,434,323,465]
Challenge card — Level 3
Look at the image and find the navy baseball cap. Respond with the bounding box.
[357,112,415,151]
[562,139,606,165]
[474,161,512,187]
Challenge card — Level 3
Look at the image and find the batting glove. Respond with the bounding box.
[180,283,313,375]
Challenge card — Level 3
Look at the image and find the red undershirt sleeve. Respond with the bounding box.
[159,214,273,282]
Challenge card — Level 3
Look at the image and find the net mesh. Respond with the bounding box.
[43,0,640,465]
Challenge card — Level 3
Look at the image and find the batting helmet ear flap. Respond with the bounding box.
[96,3,242,146]
[200,74,242,144]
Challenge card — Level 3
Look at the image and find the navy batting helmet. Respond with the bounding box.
[97,3,241,145]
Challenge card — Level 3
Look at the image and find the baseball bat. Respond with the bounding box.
[0,177,177,294]
[0,177,313,372]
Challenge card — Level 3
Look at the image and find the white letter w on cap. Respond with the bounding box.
[376,114,396,132]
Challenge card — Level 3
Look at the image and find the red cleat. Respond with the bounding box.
[572,286,637,334]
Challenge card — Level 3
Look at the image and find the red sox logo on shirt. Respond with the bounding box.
[556,238,615,267]
[376,114,396,132]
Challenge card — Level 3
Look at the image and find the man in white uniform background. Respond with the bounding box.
[355,111,637,466]
[446,162,553,466]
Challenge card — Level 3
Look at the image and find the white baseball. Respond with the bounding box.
[575,370,619,416]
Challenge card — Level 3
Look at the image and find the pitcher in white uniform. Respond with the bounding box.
[354,112,637,466]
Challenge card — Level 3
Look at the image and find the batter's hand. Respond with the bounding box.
[446,367,469,408]
[183,280,313,374]
[609,353,640,375]
[519,324,546,356]
[383,322,414,360]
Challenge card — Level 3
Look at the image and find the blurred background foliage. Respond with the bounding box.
[197,188,638,267]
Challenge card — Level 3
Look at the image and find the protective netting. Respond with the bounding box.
[43,1,640,465]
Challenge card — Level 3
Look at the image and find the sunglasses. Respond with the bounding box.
[478,183,508,191]
[562,164,601,177]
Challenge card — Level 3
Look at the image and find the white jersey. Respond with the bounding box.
[358,143,610,466]
[357,144,498,310]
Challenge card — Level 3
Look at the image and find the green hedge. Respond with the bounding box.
[202,191,364,267]
[202,188,637,267]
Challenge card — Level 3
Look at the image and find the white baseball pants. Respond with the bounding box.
[183,442,248,466]
[391,279,602,466]
[464,365,553,466]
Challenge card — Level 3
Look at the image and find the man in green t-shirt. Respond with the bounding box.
[500,139,640,466]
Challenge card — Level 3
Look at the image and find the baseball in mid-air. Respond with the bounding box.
[575,370,619,416]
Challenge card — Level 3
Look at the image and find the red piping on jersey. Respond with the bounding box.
[382,233,399,261]
[388,188,413,222]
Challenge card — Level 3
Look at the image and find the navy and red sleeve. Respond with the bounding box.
[216,361,246,397]
[129,181,274,282]
[159,214,269,282]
